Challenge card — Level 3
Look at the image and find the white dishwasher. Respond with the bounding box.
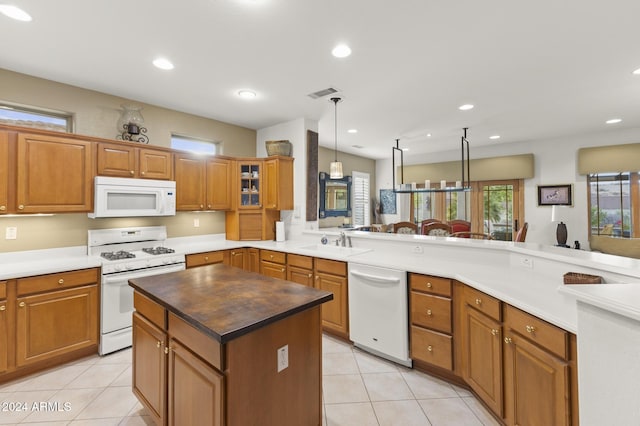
[348,263,412,367]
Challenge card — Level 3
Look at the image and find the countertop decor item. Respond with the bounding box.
[265,139,292,156]
[563,272,602,284]
[551,205,570,247]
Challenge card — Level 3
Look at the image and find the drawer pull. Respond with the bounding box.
[281,268,285,272]
[18,204,24,210]
[58,278,64,285]
[475,298,482,305]
[19,301,26,308]
[426,282,432,288]
[526,325,536,333]
[0,205,5,211]
[204,256,209,261]
[427,345,433,352]
[270,255,274,259]
[504,337,512,344]
[491,329,499,336]
[130,170,134,175]
[207,204,212,209]
[200,204,204,209]
[0,305,5,311]
[426,309,432,316]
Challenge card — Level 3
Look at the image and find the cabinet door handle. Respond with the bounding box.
[525,325,536,333]
[207,204,212,209]
[58,278,64,285]
[157,341,161,348]
[200,204,204,209]
[504,337,512,344]
[475,298,482,305]
[426,309,432,316]
[0,205,5,211]
[141,171,145,176]
[491,329,499,336]
[164,346,169,354]
[308,273,313,278]
[0,305,6,311]
[130,170,135,175]
[281,268,285,272]
[19,301,26,307]
[18,204,24,210]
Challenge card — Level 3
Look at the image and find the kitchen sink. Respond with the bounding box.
[298,244,372,257]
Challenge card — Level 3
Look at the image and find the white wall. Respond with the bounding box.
[257,118,319,237]
[376,126,640,248]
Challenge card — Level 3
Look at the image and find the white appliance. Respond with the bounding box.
[348,263,411,367]
[88,226,185,355]
[88,176,176,218]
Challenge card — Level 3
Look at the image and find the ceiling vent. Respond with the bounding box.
[308,87,340,99]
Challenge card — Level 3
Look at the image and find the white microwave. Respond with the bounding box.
[89,176,176,218]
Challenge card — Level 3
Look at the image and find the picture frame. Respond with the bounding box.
[537,184,572,206]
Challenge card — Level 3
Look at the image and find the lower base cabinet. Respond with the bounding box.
[314,259,348,338]
[0,283,7,374]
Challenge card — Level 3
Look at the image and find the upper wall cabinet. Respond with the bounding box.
[264,157,293,210]
[16,132,94,213]
[97,142,173,180]
[0,132,9,214]
[174,153,232,211]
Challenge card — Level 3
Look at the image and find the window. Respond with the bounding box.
[0,102,73,132]
[588,172,638,238]
[352,171,370,226]
[171,134,220,155]
[481,183,515,240]
[412,192,434,223]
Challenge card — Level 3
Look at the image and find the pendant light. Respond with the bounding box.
[329,97,343,179]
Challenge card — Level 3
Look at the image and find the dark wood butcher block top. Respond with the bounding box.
[128,263,333,344]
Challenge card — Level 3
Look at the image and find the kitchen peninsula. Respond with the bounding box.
[128,264,333,426]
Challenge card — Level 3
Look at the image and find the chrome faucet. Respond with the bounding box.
[339,231,346,247]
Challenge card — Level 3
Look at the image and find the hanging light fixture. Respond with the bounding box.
[329,97,343,179]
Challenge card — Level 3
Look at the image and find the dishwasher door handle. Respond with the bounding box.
[350,270,401,285]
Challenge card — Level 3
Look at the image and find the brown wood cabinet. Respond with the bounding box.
[16,132,94,213]
[15,269,98,367]
[409,274,454,371]
[264,157,294,210]
[132,311,167,426]
[503,305,571,426]
[314,258,348,338]
[228,248,246,269]
[287,254,314,287]
[97,142,173,180]
[0,132,9,214]
[174,153,232,211]
[0,281,7,374]
[246,248,260,273]
[185,250,227,268]
[260,249,287,280]
[460,286,503,417]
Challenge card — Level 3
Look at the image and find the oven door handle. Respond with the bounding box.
[103,264,185,285]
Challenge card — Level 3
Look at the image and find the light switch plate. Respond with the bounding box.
[5,227,17,240]
[277,345,289,372]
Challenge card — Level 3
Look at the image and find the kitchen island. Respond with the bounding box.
[128,263,333,426]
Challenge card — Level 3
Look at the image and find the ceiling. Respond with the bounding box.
[2,0,640,162]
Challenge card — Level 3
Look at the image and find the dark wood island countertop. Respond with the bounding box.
[128,263,333,344]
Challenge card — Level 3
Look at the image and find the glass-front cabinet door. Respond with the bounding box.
[239,162,261,208]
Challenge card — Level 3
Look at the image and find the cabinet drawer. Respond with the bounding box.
[134,292,166,329]
[287,253,313,270]
[168,313,221,370]
[0,281,6,300]
[463,285,501,321]
[186,251,225,268]
[411,292,452,333]
[410,273,452,297]
[17,268,99,296]
[260,250,286,265]
[504,304,569,360]
[315,258,347,276]
[411,326,453,371]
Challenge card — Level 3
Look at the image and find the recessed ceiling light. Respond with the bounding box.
[238,90,257,99]
[632,68,640,75]
[489,135,501,140]
[426,133,432,137]
[332,44,352,58]
[606,118,622,124]
[458,104,474,111]
[152,58,174,70]
[0,5,32,21]
[347,129,358,134]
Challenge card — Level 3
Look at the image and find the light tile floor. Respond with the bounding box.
[0,335,500,425]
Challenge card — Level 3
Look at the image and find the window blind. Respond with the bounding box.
[352,171,370,226]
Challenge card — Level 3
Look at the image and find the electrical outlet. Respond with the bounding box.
[193,218,200,228]
[520,257,533,269]
[277,345,289,372]
[5,227,17,240]
[412,245,423,254]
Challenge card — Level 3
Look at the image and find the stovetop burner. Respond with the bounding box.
[142,247,175,255]
[101,250,136,261]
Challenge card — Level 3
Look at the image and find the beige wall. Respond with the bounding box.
[0,69,257,253]
[318,146,376,227]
